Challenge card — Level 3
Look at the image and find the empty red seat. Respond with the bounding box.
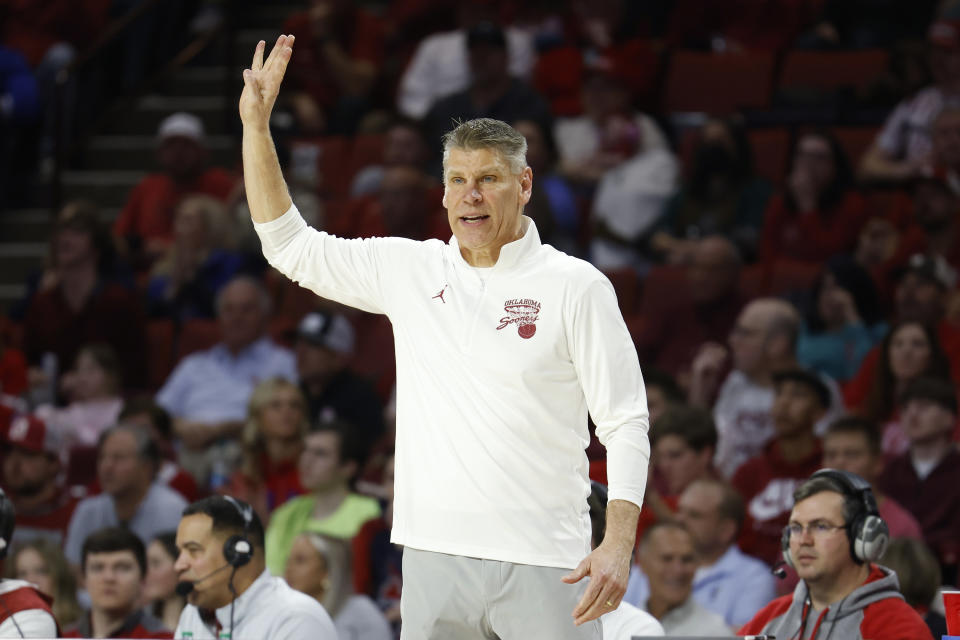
[174,319,220,363]
[663,51,775,114]
[145,320,175,391]
[780,50,889,92]
[748,128,791,185]
[602,268,641,316]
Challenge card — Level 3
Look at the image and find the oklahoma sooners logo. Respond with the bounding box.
[496,298,541,339]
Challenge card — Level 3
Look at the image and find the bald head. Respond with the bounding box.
[729,298,800,376]
[688,236,742,303]
[217,277,271,352]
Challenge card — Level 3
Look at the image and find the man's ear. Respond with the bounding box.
[519,167,533,206]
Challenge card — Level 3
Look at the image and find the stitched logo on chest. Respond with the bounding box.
[496,298,541,339]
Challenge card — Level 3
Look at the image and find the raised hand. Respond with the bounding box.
[239,35,295,132]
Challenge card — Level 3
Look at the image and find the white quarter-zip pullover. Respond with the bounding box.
[255,206,649,569]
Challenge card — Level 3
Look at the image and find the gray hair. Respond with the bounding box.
[441,118,527,180]
[299,533,351,617]
[98,422,161,472]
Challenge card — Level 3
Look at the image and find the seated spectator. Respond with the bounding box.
[0,324,28,398]
[553,56,668,189]
[333,166,448,241]
[146,195,248,321]
[641,369,684,427]
[265,419,380,576]
[732,368,829,566]
[739,471,932,640]
[1,413,78,547]
[422,21,551,177]
[282,0,385,135]
[64,527,170,637]
[396,1,535,120]
[36,343,124,448]
[221,378,307,522]
[588,112,679,273]
[285,533,392,640]
[859,321,952,457]
[24,211,147,391]
[118,399,198,503]
[295,311,385,456]
[693,298,841,478]
[636,236,744,377]
[586,483,664,638]
[822,415,922,539]
[143,532,185,633]
[678,479,776,627]
[113,112,234,267]
[879,538,949,639]
[890,172,960,283]
[5,538,83,629]
[797,257,886,383]
[64,424,187,568]
[512,119,579,254]
[350,117,433,197]
[352,453,402,633]
[651,117,771,263]
[648,405,718,513]
[859,19,960,185]
[156,276,296,486]
[759,130,868,267]
[878,378,960,585]
[630,522,732,636]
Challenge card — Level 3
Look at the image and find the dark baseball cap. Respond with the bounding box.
[467,21,507,49]
[894,253,951,290]
[773,367,831,409]
[899,377,958,414]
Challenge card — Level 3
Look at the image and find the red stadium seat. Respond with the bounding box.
[146,320,175,391]
[663,51,775,114]
[748,128,791,185]
[602,268,641,316]
[779,50,889,93]
[349,133,386,180]
[832,126,880,168]
[174,319,220,363]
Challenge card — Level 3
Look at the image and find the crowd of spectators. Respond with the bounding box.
[3,0,960,637]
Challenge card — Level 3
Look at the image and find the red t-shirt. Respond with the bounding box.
[113,169,235,246]
[0,347,28,396]
[759,192,869,266]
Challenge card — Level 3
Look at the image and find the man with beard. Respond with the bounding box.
[0,412,77,547]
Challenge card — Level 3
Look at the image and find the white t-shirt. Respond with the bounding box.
[256,207,650,569]
[0,580,58,639]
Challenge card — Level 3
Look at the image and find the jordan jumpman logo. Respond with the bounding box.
[432,285,448,303]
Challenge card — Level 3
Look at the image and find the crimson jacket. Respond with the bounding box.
[739,565,932,640]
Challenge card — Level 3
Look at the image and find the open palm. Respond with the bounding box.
[239,34,294,131]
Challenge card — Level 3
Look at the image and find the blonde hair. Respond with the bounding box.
[297,533,352,617]
[151,195,236,278]
[241,378,308,480]
[5,539,83,628]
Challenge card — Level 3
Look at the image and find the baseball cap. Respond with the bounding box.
[467,21,507,49]
[295,311,355,355]
[772,367,831,409]
[894,253,952,290]
[929,19,960,48]
[157,112,205,143]
[1,414,62,458]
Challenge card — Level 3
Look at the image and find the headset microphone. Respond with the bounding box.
[175,563,233,597]
[771,561,788,579]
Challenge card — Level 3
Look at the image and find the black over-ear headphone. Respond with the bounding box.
[0,487,14,559]
[781,468,889,568]
[222,496,254,568]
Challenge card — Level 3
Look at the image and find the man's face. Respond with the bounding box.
[653,435,711,496]
[2,447,57,498]
[822,432,881,483]
[771,381,823,438]
[174,514,235,610]
[299,431,348,493]
[687,239,739,304]
[900,398,955,446]
[218,282,266,351]
[639,527,697,612]
[443,147,532,266]
[295,339,342,383]
[676,483,727,555]
[933,110,960,168]
[914,182,958,233]
[98,431,146,497]
[728,304,770,375]
[788,491,852,585]
[894,274,944,325]
[157,136,205,180]
[84,550,144,616]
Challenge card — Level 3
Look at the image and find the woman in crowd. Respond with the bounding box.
[759,129,867,266]
[797,256,886,382]
[35,343,124,448]
[146,195,247,321]
[220,377,308,521]
[5,538,83,629]
[862,320,953,456]
[285,532,392,640]
[143,532,184,632]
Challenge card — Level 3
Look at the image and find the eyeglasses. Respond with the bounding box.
[787,521,846,539]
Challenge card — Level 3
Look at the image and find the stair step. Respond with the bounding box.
[103,94,233,136]
[61,171,146,208]
[158,66,233,97]
[84,135,238,171]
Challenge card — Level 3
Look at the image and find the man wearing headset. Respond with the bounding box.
[0,487,59,638]
[739,469,932,639]
[172,496,336,640]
